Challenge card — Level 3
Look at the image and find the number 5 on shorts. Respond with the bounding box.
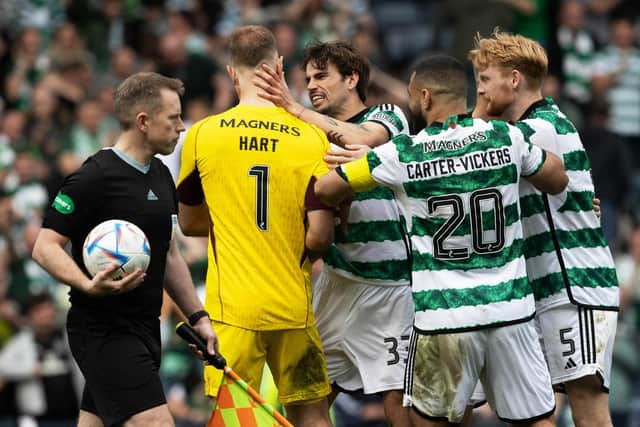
[559,327,575,356]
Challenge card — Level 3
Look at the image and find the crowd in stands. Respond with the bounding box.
[0,0,638,426]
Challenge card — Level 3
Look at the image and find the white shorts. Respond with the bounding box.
[536,304,617,391]
[403,320,555,423]
[313,269,414,394]
[469,382,487,408]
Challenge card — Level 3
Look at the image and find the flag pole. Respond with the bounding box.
[177,322,294,427]
[222,367,294,427]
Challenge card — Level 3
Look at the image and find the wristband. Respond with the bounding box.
[188,310,210,326]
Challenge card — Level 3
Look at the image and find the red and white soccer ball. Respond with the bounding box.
[82,219,151,279]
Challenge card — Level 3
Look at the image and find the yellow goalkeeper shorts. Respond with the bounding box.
[204,321,331,404]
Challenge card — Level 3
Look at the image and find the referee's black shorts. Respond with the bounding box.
[66,307,166,427]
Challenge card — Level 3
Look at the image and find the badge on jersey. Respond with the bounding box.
[171,214,178,241]
[52,192,75,214]
[369,111,402,134]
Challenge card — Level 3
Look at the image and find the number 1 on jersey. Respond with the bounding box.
[248,165,269,231]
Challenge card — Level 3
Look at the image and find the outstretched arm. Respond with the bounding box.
[525,151,569,195]
[315,170,356,207]
[323,144,371,167]
[254,61,391,148]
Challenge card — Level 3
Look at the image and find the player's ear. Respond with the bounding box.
[511,69,521,89]
[347,71,359,91]
[135,112,148,133]
[422,88,431,112]
[226,65,238,86]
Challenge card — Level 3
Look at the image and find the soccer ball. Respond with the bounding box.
[82,219,150,279]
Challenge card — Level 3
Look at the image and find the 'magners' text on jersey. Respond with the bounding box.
[340,116,544,334]
[178,105,331,330]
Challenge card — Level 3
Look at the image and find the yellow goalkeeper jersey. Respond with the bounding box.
[178,105,331,330]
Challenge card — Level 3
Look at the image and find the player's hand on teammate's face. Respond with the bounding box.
[190,317,219,361]
[84,263,146,297]
[324,144,371,168]
[253,57,301,113]
[593,197,601,218]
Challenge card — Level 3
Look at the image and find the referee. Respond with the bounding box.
[32,72,217,427]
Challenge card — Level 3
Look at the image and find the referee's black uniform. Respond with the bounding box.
[43,148,177,427]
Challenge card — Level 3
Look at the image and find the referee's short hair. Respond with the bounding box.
[468,30,548,89]
[302,41,370,103]
[114,72,184,130]
[229,25,277,68]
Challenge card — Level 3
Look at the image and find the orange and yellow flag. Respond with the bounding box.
[208,368,293,427]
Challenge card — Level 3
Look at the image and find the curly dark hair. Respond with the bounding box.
[302,41,370,102]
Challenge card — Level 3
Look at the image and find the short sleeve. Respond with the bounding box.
[177,121,201,186]
[512,127,546,177]
[367,135,407,187]
[305,176,332,211]
[158,159,179,211]
[516,119,558,154]
[42,159,104,238]
[340,135,406,191]
[309,125,332,180]
[312,158,331,180]
[339,156,377,192]
[177,120,205,205]
[365,104,410,138]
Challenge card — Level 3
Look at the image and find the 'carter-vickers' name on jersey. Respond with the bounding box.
[407,143,511,179]
[517,98,618,311]
[323,104,411,286]
[340,116,545,333]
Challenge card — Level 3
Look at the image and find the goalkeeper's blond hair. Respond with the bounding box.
[468,30,548,89]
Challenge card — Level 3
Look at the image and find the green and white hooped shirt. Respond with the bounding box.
[341,116,544,333]
[517,98,619,312]
[323,104,411,286]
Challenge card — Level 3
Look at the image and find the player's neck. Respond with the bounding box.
[333,96,367,122]
[114,132,153,165]
[505,90,543,122]
[237,77,274,107]
[426,100,468,127]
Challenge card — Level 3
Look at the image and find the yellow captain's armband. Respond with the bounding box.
[340,157,378,192]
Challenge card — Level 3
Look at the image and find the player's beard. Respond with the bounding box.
[315,88,349,118]
[407,97,426,133]
[484,90,514,118]
[410,113,426,134]
[319,103,340,118]
[485,98,509,118]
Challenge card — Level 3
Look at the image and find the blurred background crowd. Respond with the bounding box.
[0,0,638,426]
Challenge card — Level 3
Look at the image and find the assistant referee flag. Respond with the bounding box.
[208,367,292,427]
[175,322,292,427]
